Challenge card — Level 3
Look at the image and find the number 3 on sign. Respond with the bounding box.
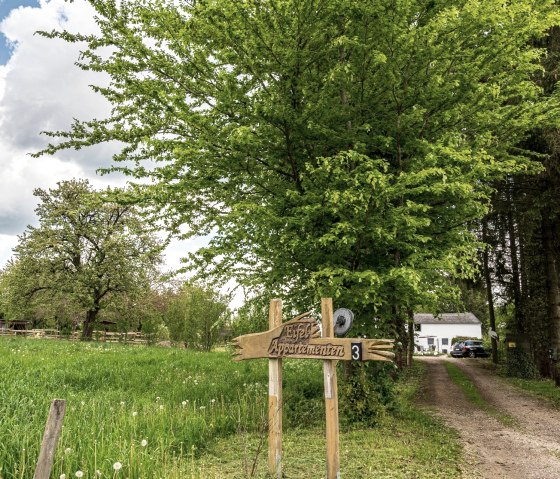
[351,342,362,361]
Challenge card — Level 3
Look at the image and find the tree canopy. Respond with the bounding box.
[1,179,163,338]
[36,1,560,346]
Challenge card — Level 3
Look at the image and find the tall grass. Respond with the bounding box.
[0,338,323,479]
[0,339,465,478]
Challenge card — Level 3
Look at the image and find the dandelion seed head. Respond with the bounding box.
[113,462,122,471]
[132,411,138,417]
[75,471,84,478]
[141,439,148,447]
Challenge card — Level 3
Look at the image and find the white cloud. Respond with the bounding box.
[0,0,215,292]
[0,0,111,249]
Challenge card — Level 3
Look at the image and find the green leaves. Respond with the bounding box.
[34,0,560,333]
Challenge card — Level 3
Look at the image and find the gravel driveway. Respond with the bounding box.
[417,356,560,478]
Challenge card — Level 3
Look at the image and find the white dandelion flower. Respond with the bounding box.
[141,439,148,447]
[132,411,138,417]
[75,471,84,478]
[113,462,122,471]
[60,475,67,479]
[64,448,72,455]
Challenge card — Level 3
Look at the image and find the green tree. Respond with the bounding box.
[164,282,229,351]
[1,179,163,339]
[36,1,560,354]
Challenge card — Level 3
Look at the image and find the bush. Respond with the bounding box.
[506,349,539,379]
[338,362,397,427]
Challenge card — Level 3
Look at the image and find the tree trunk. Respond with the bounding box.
[482,219,499,364]
[543,215,560,383]
[82,308,99,340]
[392,305,406,370]
[506,180,524,333]
[407,308,415,367]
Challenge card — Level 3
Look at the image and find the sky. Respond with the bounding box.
[0,1,232,300]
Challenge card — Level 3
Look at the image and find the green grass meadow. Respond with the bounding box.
[0,338,463,478]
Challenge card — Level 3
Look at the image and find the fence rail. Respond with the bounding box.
[0,328,148,344]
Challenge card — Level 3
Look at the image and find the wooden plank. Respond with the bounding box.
[268,299,283,479]
[233,312,315,360]
[33,399,66,479]
[322,298,340,479]
[235,329,394,361]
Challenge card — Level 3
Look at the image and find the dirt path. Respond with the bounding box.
[417,356,560,479]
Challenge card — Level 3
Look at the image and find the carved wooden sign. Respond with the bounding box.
[233,313,394,362]
[232,299,395,479]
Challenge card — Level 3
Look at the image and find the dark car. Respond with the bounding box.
[450,340,489,358]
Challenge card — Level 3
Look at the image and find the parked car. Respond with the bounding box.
[450,340,489,358]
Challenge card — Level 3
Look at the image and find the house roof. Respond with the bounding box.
[413,312,481,325]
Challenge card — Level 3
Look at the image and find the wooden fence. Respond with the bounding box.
[0,328,148,344]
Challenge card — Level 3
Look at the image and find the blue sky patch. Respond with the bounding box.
[0,0,40,64]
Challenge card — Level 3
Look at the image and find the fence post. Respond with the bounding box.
[33,399,66,479]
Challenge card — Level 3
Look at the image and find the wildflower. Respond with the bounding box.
[113,462,122,471]
[156,397,160,401]
[211,399,216,404]
[159,405,164,410]
[141,439,148,447]
[96,470,102,477]
[199,406,205,410]
[181,401,187,407]
[60,475,67,479]
[75,471,84,478]
[132,411,138,417]
[120,401,125,406]
[64,448,72,454]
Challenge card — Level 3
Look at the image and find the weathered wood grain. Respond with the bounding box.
[33,399,66,479]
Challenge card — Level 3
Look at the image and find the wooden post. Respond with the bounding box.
[322,298,340,479]
[33,399,66,479]
[268,299,283,478]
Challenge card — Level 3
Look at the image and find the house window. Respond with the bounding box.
[427,337,434,346]
[442,338,448,345]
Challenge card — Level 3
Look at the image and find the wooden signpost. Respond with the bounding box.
[233,297,394,479]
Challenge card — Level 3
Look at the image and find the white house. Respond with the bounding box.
[413,313,482,354]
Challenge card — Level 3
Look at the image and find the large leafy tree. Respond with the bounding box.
[36,1,560,352]
[1,179,163,339]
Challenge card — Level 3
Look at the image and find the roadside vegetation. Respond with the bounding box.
[0,338,462,479]
[444,363,517,427]
[505,376,560,409]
